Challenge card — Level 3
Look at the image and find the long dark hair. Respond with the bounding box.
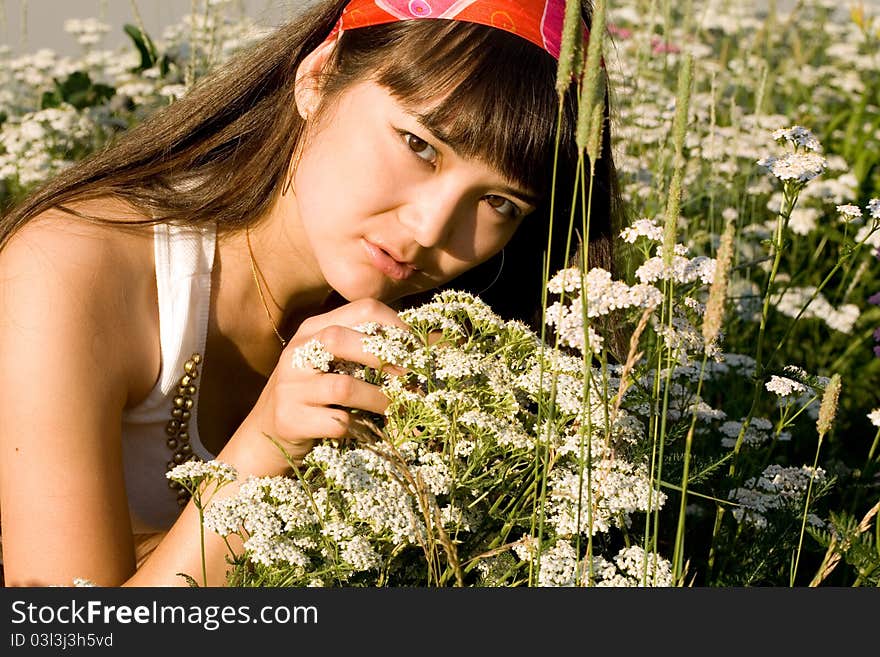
[0,0,625,329]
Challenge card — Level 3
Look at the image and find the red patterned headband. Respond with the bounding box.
[325,0,589,60]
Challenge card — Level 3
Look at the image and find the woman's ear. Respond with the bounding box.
[294,36,339,120]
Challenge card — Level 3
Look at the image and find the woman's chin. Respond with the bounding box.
[326,269,399,304]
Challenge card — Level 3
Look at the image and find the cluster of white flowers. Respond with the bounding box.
[0,105,98,186]
[548,267,665,315]
[358,323,425,370]
[548,461,665,537]
[531,541,672,587]
[771,286,860,334]
[289,338,335,372]
[765,375,809,398]
[787,206,822,235]
[166,459,237,489]
[635,251,716,286]
[63,18,111,47]
[535,540,580,586]
[868,409,880,428]
[836,204,863,223]
[620,218,665,243]
[654,312,720,362]
[756,151,828,184]
[545,267,662,355]
[719,417,779,448]
[592,546,674,587]
[729,464,827,528]
[771,126,822,152]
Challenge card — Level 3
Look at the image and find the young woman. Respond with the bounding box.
[0,0,622,586]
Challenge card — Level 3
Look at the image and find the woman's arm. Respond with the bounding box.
[0,216,151,586]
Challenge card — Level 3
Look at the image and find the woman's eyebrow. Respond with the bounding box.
[406,109,540,206]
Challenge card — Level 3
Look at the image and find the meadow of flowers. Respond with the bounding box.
[3,0,878,587]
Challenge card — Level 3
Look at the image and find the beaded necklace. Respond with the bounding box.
[164,353,202,506]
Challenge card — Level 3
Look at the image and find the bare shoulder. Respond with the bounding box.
[5,196,154,262]
[0,196,160,406]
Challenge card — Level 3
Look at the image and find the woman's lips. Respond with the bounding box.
[362,239,416,281]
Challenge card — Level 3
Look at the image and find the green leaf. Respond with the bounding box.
[48,72,116,110]
[56,71,91,97]
[40,90,61,109]
[124,23,159,72]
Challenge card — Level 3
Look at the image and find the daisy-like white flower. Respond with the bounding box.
[757,152,827,184]
[546,267,583,294]
[620,218,664,243]
[765,375,808,398]
[728,464,826,528]
[836,204,862,223]
[771,126,822,152]
[868,408,880,428]
[166,459,238,488]
[290,338,334,372]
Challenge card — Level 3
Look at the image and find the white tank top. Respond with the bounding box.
[121,221,218,534]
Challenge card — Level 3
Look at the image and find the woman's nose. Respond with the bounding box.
[397,191,464,249]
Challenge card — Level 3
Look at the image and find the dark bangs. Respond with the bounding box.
[328,20,579,199]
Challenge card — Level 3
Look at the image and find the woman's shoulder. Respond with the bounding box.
[0,196,161,404]
[5,196,155,263]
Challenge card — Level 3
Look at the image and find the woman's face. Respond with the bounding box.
[287,80,538,304]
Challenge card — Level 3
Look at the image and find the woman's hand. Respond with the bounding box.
[240,298,411,470]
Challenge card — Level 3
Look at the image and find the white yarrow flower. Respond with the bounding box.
[620,218,664,243]
[765,375,808,398]
[770,125,822,152]
[290,338,334,371]
[757,152,827,184]
[166,459,238,486]
[836,204,862,223]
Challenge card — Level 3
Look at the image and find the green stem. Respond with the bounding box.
[791,434,824,586]
[575,159,596,586]
[672,352,708,582]
[866,428,880,468]
[650,282,677,584]
[195,496,207,587]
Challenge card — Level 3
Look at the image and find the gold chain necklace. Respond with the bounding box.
[245,225,287,348]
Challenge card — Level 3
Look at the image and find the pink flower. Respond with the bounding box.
[608,24,632,39]
[651,36,680,54]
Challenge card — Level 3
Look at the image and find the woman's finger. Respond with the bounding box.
[297,298,411,336]
[276,372,389,415]
[288,324,408,373]
[309,373,390,415]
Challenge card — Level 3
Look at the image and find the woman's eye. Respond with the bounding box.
[403,132,437,165]
[484,195,521,220]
